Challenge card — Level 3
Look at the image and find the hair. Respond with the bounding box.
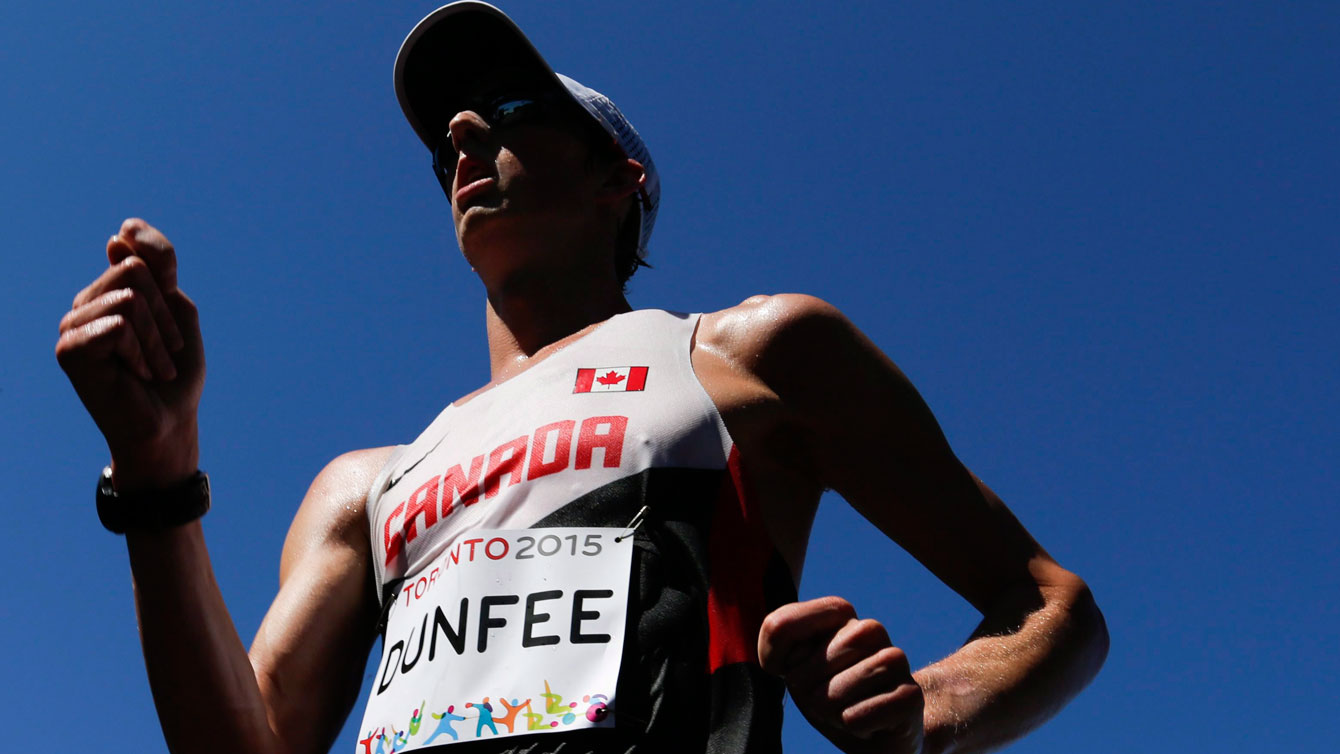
[614,202,647,288]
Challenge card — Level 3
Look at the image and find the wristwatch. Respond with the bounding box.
[96,466,211,534]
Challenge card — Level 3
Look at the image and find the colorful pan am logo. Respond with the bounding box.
[373,681,613,748]
[586,694,610,722]
[545,692,611,727]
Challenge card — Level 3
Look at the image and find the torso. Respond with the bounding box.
[352,304,814,753]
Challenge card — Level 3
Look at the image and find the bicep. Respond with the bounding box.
[756,297,1060,612]
[248,449,390,754]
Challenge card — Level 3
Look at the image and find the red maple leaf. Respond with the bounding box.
[596,370,626,386]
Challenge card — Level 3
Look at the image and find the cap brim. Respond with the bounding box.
[394,2,566,151]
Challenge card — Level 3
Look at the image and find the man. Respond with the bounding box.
[55,3,1107,753]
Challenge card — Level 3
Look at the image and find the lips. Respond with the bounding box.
[455,176,497,207]
[451,147,498,209]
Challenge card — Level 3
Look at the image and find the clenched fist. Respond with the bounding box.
[56,218,204,492]
[759,596,925,754]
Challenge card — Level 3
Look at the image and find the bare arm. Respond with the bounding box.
[739,295,1108,753]
[126,450,388,754]
[57,219,387,754]
[249,449,390,752]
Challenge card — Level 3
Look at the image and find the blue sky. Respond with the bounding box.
[3,1,1337,751]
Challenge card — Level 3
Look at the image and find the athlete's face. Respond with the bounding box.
[439,96,608,274]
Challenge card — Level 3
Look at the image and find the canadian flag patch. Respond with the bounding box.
[574,366,649,393]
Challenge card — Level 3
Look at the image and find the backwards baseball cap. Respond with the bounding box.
[394,1,660,259]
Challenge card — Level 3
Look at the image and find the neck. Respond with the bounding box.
[484,267,631,381]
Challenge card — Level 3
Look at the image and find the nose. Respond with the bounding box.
[447,110,491,158]
[437,110,500,207]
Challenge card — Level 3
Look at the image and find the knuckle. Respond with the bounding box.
[759,610,788,638]
[122,287,148,313]
[120,258,162,290]
[120,217,147,236]
[871,646,912,678]
[69,314,126,346]
[94,288,139,319]
[839,702,870,726]
[98,313,129,335]
[854,618,890,642]
[854,617,883,633]
[875,645,908,667]
[54,332,77,362]
[123,217,175,255]
[105,287,136,306]
[818,595,856,618]
[118,291,159,330]
[834,617,887,652]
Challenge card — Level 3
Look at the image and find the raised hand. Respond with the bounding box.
[759,596,925,754]
[56,218,205,491]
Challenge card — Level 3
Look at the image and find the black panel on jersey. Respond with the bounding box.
[408,466,795,754]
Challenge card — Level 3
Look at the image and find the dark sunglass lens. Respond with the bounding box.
[432,139,457,199]
[489,98,540,129]
[434,140,456,174]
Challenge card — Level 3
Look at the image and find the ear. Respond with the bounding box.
[595,157,646,206]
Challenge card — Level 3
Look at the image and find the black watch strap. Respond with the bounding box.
[96,466,211,534]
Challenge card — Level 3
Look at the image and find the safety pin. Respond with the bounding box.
[614,505,649,542]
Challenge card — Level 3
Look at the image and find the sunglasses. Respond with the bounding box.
[431,92,595,197]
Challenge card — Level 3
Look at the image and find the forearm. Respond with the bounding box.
[913,579,1108,754]
[126,522,281,754]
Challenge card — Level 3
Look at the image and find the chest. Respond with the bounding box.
[368,311,734,590]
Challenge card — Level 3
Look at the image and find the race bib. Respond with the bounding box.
[356,528,634,752]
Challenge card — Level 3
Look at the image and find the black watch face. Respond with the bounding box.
[95,469,210,533]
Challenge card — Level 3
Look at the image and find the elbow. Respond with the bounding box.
[1060,577,1110,690]
[1029,564,1109,694]
[1032,563,1110,676]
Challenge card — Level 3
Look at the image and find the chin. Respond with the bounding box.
[460,226,537,275]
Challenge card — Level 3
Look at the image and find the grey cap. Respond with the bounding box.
[394,1,660,258]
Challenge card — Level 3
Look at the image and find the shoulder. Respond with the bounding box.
[695,294,927,448]
[696,293,869,381]
[701,292,847,335]
[305,446,399,504]
[280,446,398,579]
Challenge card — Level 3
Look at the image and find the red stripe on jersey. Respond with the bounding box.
[625,366,648,391]
[706,447,774,672]
[574,368,596,393]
